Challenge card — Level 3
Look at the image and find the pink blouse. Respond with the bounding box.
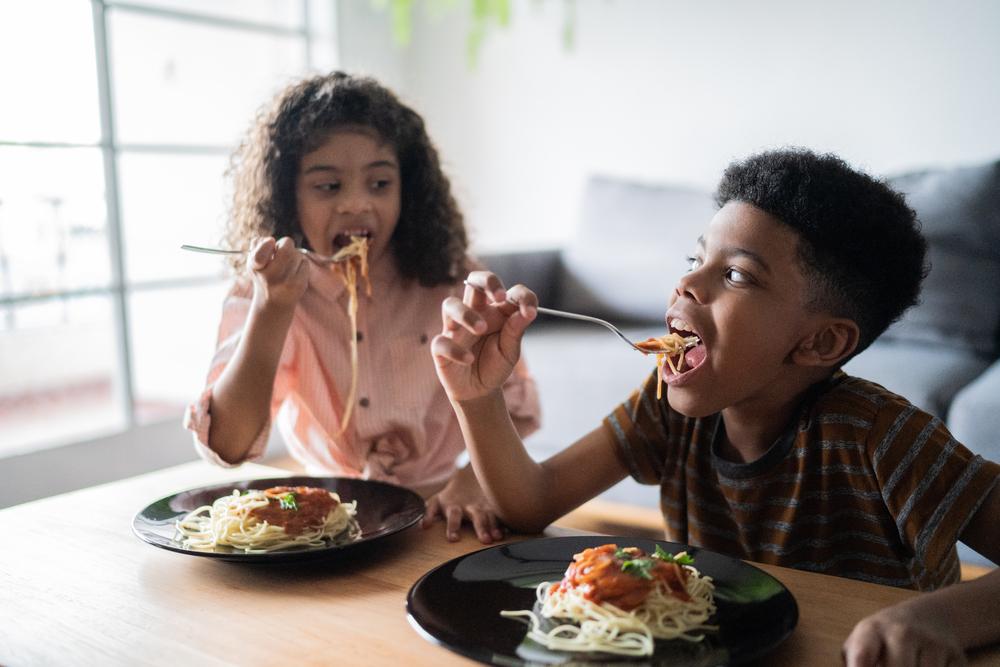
[184,256,541,489]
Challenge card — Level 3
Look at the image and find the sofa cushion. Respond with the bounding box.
[881,159,1000,357]
[558,176,716,323]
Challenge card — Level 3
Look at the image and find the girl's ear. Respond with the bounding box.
[791,318,860,368]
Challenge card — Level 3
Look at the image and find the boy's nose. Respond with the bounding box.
[674,271,704,304]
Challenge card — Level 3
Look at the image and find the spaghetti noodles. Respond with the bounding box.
[636,333,700,399]
[501,544,716,657]
[331,236,371,435]
[175,485,360,553]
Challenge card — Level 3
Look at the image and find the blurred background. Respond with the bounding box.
[2,0,999,507]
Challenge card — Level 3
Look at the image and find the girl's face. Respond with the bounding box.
[663,201,825,418]
[295,127,401,266]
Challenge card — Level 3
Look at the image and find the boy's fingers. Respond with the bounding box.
[442,296,487,336]
[430,334,475,365]
[465,271,507,304]
[506,284,539,315]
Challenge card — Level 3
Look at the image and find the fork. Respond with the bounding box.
[462,280,697,355]
[180,244,348,265]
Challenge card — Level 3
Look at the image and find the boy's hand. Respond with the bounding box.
[842,604,966,667]
[248,236,310,311]
[421,464,505,544]
[431,271,537,403]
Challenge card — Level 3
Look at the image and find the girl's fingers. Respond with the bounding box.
[422,496,441,529]
[250,236,276,270]
[444,506,463,541]
[465,506,494,544]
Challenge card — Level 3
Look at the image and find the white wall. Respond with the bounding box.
[341,0,1000,250]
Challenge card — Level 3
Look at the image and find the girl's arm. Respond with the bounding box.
[432,271,628,532]
[207,237,310,463]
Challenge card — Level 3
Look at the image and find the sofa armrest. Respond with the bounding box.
[475,249,563,308]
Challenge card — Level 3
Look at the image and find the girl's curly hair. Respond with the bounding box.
[224,71,468,286]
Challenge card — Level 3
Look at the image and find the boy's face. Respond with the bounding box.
[664,201,822,417]
[295,127,401,266]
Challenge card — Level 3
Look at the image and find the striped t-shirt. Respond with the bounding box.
[604,371,999,590]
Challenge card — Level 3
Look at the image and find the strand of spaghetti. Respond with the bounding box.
[331,236,370,435]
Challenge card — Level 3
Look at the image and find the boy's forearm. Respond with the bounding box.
[916,567,1000,650]
[208,301,295,463]
[452,390,553,533]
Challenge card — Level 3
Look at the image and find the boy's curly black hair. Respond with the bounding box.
[715,148,928,356]
[225,71,468,286]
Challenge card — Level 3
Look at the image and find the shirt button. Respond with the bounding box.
[419,334,428,344]
[356,331,364,342]
[359,397,370,408]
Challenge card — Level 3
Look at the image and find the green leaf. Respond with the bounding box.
[620,558,654,580]
[653,544,694,566]
[278,493,298,511]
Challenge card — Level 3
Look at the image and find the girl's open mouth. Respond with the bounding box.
[333,229,373,249]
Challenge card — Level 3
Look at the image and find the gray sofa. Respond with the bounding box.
[483,159,1000,566]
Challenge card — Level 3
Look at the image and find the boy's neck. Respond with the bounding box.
[718,370,833,464]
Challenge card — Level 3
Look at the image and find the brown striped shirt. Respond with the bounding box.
[604,371,1000,590]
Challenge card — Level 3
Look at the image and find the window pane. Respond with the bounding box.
[110,11,308,146]
[129,282,230,425]
[0,295,124,456]
[0,0,101,144]
[108,0,303,29]
[119,152,231,284]
[0,147,111,299]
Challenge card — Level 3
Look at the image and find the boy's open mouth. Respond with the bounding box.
[664,318,707,377]
[333,229,373,249]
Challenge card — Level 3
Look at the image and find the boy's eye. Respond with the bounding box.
[726,267,752,285]
[685,255,702,272]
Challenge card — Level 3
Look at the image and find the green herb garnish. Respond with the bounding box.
[278,493,298,511]
[620,558,655,580]
[653,544,694,566]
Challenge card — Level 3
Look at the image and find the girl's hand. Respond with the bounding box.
[248,236,311,311]
[421,464,505,544]
[431,271,537,404]
[842,604,966,667]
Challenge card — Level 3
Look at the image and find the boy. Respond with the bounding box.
[431,149,1000,665]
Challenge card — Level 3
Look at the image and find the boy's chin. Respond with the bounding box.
[666,391,717,419]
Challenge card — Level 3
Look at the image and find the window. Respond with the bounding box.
[0,0,338,456]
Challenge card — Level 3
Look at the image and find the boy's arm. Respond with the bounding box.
[843,482,1000,665]
[432,271,629,532]
[453,390,628,532]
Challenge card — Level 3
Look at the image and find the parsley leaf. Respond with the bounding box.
[653,544,694,566]
[620,558,654,580]
[278,493,298,511]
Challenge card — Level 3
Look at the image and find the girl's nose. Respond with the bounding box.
[336,189,373,215]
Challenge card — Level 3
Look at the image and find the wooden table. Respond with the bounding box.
[1,461,996,666]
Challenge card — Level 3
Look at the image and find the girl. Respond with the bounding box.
[184,72,540,544]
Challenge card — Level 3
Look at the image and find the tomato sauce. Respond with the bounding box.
[248,486,338,536]
[550,544,691,611]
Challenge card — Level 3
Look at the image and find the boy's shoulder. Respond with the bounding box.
[807,371,932,435]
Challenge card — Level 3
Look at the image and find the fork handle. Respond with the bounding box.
[536,306,608,326]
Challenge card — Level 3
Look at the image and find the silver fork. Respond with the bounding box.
[180,244,348,265]
[535,306,698,354]
[462,280,697,354]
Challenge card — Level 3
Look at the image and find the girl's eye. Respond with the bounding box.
[726,267,752,285]
[372,178,392,190]
[685,255,702,272]
[317,182,340,192]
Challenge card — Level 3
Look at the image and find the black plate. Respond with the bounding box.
[132,475,425,562]
[407,535,797,666]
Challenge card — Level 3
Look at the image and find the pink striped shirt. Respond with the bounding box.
[185,256,541,489]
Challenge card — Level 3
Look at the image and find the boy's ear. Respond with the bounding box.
[791,318,860,368]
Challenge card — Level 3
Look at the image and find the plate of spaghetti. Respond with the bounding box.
[133,475,424,562]
[407,536,797,665]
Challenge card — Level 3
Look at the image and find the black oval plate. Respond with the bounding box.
[133,475,425,562]
[407,535,797,666]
